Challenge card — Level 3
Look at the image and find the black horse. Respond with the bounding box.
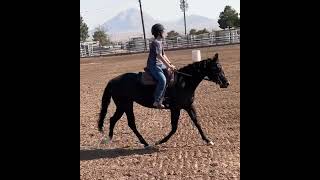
[98,53,230,147]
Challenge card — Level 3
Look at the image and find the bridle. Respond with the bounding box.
[174,70,221,83]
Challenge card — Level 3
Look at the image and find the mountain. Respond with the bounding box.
[102,8,156,34]
[94,8,220,41]
[175,15,219,31]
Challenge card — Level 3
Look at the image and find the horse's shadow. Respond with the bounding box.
[80,146,161,161]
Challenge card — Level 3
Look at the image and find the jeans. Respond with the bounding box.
[149,64,167,103]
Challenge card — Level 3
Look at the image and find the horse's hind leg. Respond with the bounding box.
[125,102,149,147]
[108,108,124,141]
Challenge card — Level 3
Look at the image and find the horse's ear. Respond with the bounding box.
[213,53,219,62]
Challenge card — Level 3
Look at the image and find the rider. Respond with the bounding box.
[147,23,176,108]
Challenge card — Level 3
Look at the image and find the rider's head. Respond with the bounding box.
[151,23,165,39]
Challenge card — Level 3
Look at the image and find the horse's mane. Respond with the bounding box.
[178,58,212,73]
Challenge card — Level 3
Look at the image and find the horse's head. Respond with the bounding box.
[204,53,230,88]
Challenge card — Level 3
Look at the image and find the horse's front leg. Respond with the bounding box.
[155,108,181,145]
[185,105,214,145]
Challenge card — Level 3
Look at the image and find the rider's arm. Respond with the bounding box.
[153,41,175,69]
[157,54,174,69]
[163,54,172,65]
[163,53,176,69]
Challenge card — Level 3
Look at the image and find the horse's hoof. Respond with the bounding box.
[98,126,104,133]
[144,144,150,148]
[208,141,214,146]
[155,141,161,146]
[144,144,154,149]
[100,136,112,144]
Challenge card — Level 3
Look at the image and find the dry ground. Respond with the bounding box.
[80,44,240,180]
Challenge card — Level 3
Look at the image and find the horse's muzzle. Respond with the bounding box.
[220,81,230,88]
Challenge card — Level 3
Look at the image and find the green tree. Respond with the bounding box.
[189,29,197,35]
[235,15,240,27]
[166,30,180,39]
[80,15,89,42]
[218,6,240,29]
[196,28,209,35]
[92,26,110,46]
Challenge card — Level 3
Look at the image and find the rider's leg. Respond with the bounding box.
[149,65,167,108]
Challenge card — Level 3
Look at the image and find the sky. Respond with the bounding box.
[80,0,240,30]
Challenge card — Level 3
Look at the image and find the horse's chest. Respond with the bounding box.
[178,94,194,104]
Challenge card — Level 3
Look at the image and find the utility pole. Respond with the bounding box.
[138,0,147,51]
[180,0,189,44]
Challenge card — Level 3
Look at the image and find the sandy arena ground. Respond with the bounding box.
[80,44,240,180]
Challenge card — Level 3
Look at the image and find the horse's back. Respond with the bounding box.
[108,72,153,98]
[108,73,139,91]
[106,72,175,109]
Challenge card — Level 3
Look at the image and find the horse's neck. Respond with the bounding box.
[178,63,205,92]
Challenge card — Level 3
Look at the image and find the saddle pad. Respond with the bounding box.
[141,71,156,85]
[140,67,175,86]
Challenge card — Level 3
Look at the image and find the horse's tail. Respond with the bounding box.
[98,81,113,132]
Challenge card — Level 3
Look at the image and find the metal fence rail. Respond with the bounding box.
[80,29,240,58]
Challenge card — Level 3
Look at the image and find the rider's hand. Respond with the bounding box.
[170,65,177,71]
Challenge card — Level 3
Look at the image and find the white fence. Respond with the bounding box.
[80,29,240,58]
[80,41,100,57]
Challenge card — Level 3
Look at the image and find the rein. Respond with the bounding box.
[175,70,192,77]
[174,70,212,81]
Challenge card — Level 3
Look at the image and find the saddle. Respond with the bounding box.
[139,67,176,87]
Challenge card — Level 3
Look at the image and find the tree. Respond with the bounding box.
[92,26,110,46]
[189,28,209,35]
[235,16,240,28]
[80,15,89,42]
[218,6,240,29]
[196,28,209,35]
[189,29,197,35]
[167,30,180,39]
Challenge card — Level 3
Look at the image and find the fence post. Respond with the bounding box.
[229,27,232,44]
